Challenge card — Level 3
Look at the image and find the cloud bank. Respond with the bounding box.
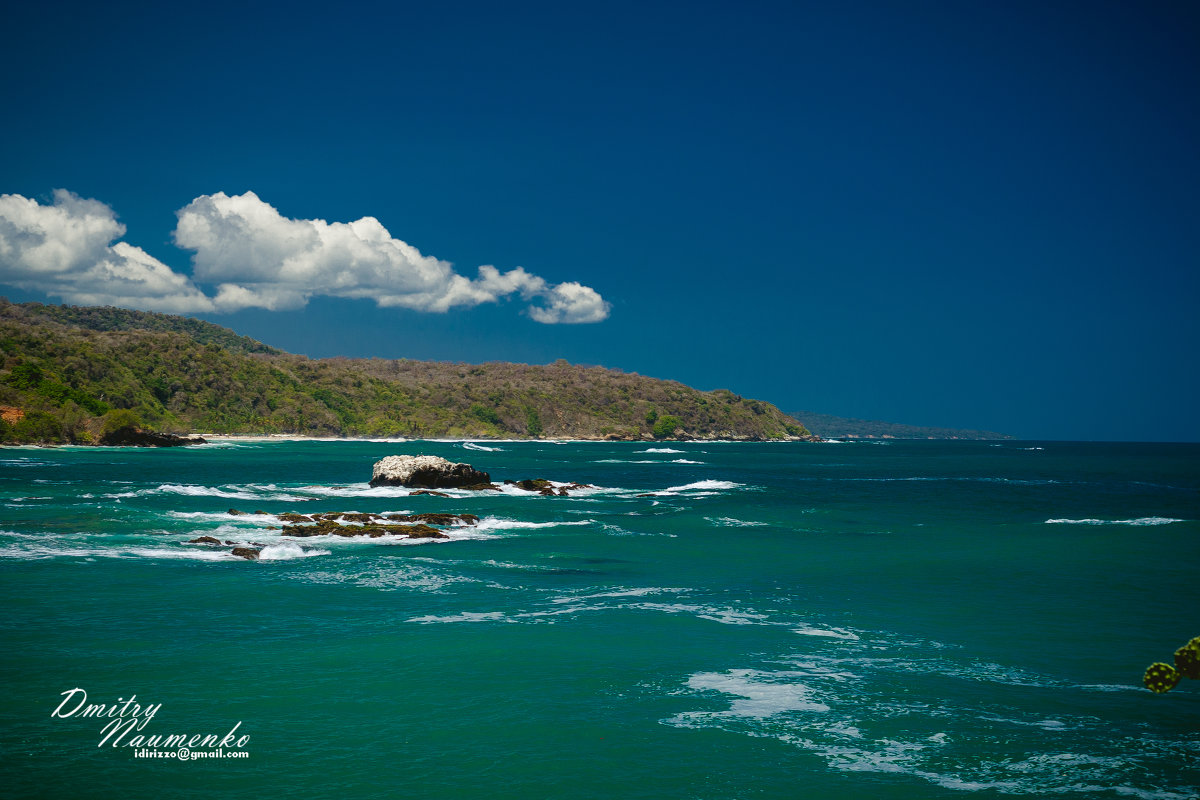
[0,190,610,323]
[0,190,216,313]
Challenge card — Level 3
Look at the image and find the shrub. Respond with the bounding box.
[7,363,44,390]
[470,404,500,426]
[525,407,543,437]
[102,408,143,435]
[13,411,64,442]
[652,414,681,438]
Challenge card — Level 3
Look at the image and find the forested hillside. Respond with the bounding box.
[0,300,813,443]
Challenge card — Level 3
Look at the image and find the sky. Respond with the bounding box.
[1,0,1197,441]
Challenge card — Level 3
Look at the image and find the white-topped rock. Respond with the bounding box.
[369,455,491,488]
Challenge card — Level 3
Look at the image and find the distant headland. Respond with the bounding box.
[789,410,1012,440]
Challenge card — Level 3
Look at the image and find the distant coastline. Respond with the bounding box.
[790,410,1012,440]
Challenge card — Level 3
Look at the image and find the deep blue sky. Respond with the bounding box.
[2,0,1197,440]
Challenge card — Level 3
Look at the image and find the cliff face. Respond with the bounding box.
[0,300,813,443]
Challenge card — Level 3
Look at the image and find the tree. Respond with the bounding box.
[102,408,143,435]
[652,414,681,438]
[13,411,64,442]
[525,407,543,437]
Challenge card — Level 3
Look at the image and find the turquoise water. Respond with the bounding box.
[1,439,1197,798]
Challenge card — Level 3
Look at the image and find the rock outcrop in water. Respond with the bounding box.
[369,455,491,488]
[98,426,207,447]
[505,478,594,496]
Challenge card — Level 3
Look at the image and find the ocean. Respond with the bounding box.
[1,439,1197,799]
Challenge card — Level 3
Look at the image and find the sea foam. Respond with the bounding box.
[1045,517,1186,526]
[665,479,741,491]
[258,542,329,560]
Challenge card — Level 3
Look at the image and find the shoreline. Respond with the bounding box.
[195,434,815,444]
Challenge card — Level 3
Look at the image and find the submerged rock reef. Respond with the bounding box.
[187,456,597,561]
[279,511,478,538]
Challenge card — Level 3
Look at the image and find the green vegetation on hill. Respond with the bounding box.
[790,410,1011,440]
[0,300,812,444]
[20,302,280,356]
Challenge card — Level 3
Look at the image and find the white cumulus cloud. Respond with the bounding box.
[528,281,611,324]
[173,191,610,321]
[0,189,610,323]
[0,190,215,312]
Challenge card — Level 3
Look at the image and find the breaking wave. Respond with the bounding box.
[706,516,767,528]
[258,542,329,560]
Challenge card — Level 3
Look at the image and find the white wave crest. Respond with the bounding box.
[258,542,329,561]
[550,587,690,604]
[472,517,595,532]
[0,542,239,561]
[294,484,418,499]
[706,516,767,527]
[793,625,861,641]
[1044,517,1186,526]
[462,442,503,452]
[653,479,744,496]
[147,483,312,501]
[667,479,741,491]
[640,448,685,453]
[594,458,704,465]
[409,611,511,624]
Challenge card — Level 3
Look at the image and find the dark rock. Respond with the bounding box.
[389,512,480,526]
[410,490,452,498]
[188,536,221,545]
[332,512,382,524]
[460,483,501,491]
[369,455,491,488]
[254,510,269,515]
[282,521,450,539]
[228,508,245,515]
[397,524,447,539]
[231,547,260,560]
[277,513,313,523]
[99,426,207,447]
[516,479,554,491]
